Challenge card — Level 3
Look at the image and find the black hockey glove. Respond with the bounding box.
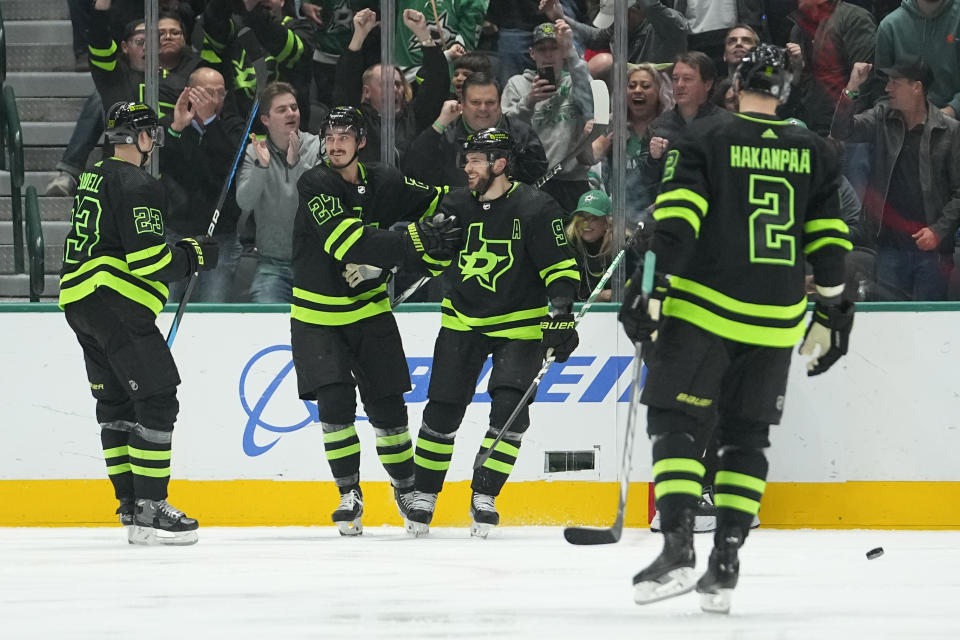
[405,213,461,262]
[540,298,579,363]
[618,274,667,344]
[176,236,219,274]
[798,299,855,376]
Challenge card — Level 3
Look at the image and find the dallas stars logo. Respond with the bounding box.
[458,223,513,292]
[328,0,355,34]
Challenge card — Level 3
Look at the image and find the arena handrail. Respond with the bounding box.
[2,83,25,273]
[24,185,43,301]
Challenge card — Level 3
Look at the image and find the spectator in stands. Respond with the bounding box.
[831,58,960,301]
[451,51,494,101]
[395,0,490,79]
[333,8,449,163]
[501,21,593,212]
[565,190,618,302]
[539,0,689,81]
[162,67,247,303]
[486,0,544,86]
[673,0,766,71]
[592,64,673,225]
[202,0,314,129]
[402,72,548,187]
[47,0,201,196]
[236,82,321,303]
[67,0,94,71]
[721,24,759,76]
[876,0,960,119]
[712,75,737,110]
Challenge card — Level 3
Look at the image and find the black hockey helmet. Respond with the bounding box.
[105,101,164,147]
[459,127,513,170]
[734,43,793,104]
[322,106,367,140]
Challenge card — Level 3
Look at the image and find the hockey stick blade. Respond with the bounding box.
[563,524,622,545]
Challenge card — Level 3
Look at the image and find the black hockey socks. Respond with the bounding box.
[472,429,522,496]
[651,431,703,532]
[322,422,361,489]
[373,426,414,489]
[128,424,172,500]
[413,424,456,493]
[100,420,135,500]
[714,445,768,538]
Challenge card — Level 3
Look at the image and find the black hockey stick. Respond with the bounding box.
[563,250,656,545]
[166,29,268,348]
[472,224,645,471]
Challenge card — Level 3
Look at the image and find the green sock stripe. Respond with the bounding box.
[102,445,128,458]
[715,470,766,494]
[652,458,705,478]
[326,442,361,460]
[376,432,411,447]
[130,464,170,478]
[482,457,514,474]
[323,425,357,443]
[653,479,702,500]
[715,493,761,515]
[415,454,450,471]
[480,437,520,458]
[379,449,414,464]
[106,463,132,475]
[416,437,454,454]
[127,446,172,461]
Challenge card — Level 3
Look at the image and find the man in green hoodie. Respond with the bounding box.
[876,0,960,118]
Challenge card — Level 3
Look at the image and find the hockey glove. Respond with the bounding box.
[540,297,579,363]
[618,274,667,344]
[799,300,854,376]
[405,213,461,262]
[342,263,383,288]
[176,236,219,274]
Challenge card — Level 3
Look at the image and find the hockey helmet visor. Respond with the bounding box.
[458,127,513,169]
[105,101,164,148]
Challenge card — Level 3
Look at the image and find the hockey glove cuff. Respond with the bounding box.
[342,263,384,288]
[404,213,462,263]
[618,274,667,344]
[176,236,219,274]
[540,312,579,363]
[799,300,854,376]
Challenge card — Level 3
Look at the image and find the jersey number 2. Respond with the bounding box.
[748,175,795,266]
[64,195,103,264]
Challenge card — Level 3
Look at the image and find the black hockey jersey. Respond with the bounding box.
[59,158,192,316]
[651,111,850,348]
[437,183,580,340]
[291,161,445,326]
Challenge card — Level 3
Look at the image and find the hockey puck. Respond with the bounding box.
[866,547,884,560]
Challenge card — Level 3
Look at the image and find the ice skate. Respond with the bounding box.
[697,529,743,614]
[332,488,363,536]
[394,486,415,520]
[116,498,135,528]
[469,492,499,539]
[405,491,437,537]
[651,492,716,534]
[633,511,696,604]
[128,499,199,546]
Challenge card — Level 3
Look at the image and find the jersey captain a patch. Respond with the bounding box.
[458,223,514,292]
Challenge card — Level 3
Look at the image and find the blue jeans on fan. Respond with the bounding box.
[57,92,105,177]
[166,231,243,303]
[249,257,294,304]
[875,247,952,302]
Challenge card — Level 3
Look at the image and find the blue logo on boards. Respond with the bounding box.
[240,345,642,457]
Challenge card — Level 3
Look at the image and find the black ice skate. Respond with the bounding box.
[650,490,717,534]
[394,486,415,520]
[332,487,363,536]
[633,510,696,604]
[404,491,437,537]
[129,499,199,546]
[696,529,743,614]
[469,492,499,539]
[116,498,135,527]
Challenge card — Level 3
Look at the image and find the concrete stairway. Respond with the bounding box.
[2,0,92,298]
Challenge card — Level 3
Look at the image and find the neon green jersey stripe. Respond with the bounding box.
[106,463,131,475]
[663,297,805,347]
[657,188,708,217]
[654,479,702,499]
[669,277,807,320]
[102,446,128,458]
[323,219,361,255]
[377,433,411,447]
[59,271,165,316]
[415,454,450,471]
[90,59,117,71]
[323,425,357,443]
[441,299,547,326]
[291,299,391,326]
[61,255,168,296]
[326,443,361,460]
[130,464,170,478]
[127,447,172,461]
[126,244,167,263]
[652,457,705,478]
[417,439,454,454]
[539,258,578,280]
[131,250,172,277]
[482,457,514,474]
[277,29,296,62]
[480,437,519,458]
[804,219,849,234]
[654,206,702,237]
[544,269,581,287]
[292,284,386,305]
[715,471,767,494]
[379,449,414,464]
[89,42,118,57]
[715,493,761,515]
[333,226,365,261]
[804,237,853,255]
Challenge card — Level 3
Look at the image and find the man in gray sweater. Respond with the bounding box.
[236,81,322,303]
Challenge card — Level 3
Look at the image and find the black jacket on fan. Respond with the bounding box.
[291,161,446,327]
[435,183,580,340]
[59,158,194,317]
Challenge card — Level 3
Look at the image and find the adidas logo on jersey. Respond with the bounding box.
[761,128,778,139]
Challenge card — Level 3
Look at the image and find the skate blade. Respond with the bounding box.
[633,567,697,605]
[470,521,493,539]
[693,515,716,534]
[127,525,198,546]
[699,588,733,614]
[404,519,429,537]
[335,519,363,536]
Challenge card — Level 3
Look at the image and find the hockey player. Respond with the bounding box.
[60,102,220,546]
[291,106,459,536]
[404,128,581,538]
[619,45,854,612]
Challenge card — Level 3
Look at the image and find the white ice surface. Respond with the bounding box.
[1,527,957,639]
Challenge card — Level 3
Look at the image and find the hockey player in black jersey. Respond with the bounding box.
[404,128,581,538]
[290,107,460,535]
[619,45,855,612]
[60,102,220,546]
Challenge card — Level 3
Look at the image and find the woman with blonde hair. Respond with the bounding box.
[565,190,618,302]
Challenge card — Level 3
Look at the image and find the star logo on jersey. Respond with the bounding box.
[406,10,455,52]
[458,223,514,292]
[761,128,778,139]
[328,0,355,33]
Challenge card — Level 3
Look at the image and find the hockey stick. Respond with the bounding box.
[391,80,612,307]
[166,29,268,348]
[472,224,644,471]
[563,250,656,545]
